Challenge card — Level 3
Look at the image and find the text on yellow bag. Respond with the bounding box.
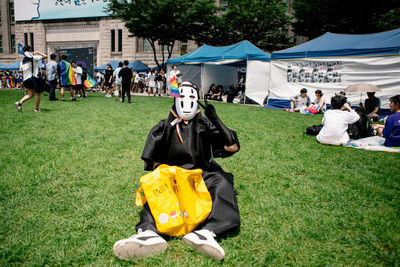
[136,164,212,237]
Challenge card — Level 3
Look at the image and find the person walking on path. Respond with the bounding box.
[15,46,47,112]
[118,60,133,103]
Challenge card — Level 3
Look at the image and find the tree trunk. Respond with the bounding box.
[148,38,161,70]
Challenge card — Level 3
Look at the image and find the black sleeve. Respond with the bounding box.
[202,118,240,159]
[141,120,167,171]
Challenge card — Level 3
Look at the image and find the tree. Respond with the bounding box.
[292,0,400,39]
[107,0,219,70]
[217,0,292,52]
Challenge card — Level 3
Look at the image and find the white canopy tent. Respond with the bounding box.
[167,41,271,104]
[268,29,400,109]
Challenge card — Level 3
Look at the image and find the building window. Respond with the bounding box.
[180,41,188,55]
[111,29,115,52]
[11,34,15,54]
[0,36,3,53]
[9,3,15,23]
[143,39,151,52]
[30,32,34,51]
[24,33,28,46]
[118,29,122,52]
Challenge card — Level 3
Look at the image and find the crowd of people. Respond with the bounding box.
[288,86,400,147]
[0,70,24,89]
[94,65,170,98]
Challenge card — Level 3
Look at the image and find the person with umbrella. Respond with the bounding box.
[359,92,381,121]
[344,83,381,121]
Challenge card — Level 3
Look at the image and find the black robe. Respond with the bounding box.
[136,108,240,235]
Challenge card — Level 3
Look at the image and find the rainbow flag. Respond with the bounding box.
[170,76,180,97]
[59,60,76,86]
[9,76,14,88]
[84,75,97,89]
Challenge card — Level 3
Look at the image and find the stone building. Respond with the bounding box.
[1,0,197,70]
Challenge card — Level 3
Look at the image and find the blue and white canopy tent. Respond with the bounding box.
[167,40,271,104]
[267,28,400,109]
[128,60,149,73]
[95,60,121,71]
[0,60,44,70]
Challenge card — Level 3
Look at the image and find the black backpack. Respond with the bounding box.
[306,124,323,136]
[347,107,374,139]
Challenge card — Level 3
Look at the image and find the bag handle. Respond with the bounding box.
[135,186,147,206]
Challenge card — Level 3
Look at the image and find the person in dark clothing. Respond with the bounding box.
[118,60,132,103]
[360,92,381,121]
[227,84,238,103]
[104,64,113,97]
[113,81,240,261]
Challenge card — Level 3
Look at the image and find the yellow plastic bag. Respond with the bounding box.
[135,164,212,237]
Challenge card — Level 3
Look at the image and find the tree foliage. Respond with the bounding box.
[218,0,292,52]
[108,0,292,67]
[107,0,218,69]
[292,0,400,39]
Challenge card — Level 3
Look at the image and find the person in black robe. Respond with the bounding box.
[113,81,240,261]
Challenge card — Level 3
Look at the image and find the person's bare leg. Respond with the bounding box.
[61,87,65,100]
[70,86,75,99]
[34,92,41,110]
[290,100,295,110]
[19,89,34,104]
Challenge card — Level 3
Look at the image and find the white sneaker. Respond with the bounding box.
[183,229,225,260]
[113,229,168,260]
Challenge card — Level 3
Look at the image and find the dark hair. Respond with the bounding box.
[331,95,347,109]
[315,89,323,96]
[389,95,400,106]
[50,53,56,60]
[124,60,129,66]
[300,88,307,94]
[209,83,215,90]
[367,92,375,96]
[71,60,76,64]
[61,55,67,60]
[119,62,124,67]
[22,46,31,52]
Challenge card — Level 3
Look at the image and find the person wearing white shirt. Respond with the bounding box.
[46,53,58,101]
[317,95,360,145]
[72,61,83,98]
[15,45,47,112]
[168,64,182,96]
[113,62,123,101]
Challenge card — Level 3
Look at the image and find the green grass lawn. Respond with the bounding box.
[0,89,399,266]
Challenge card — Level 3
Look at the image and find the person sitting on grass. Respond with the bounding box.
[286,88,311,112]
[307,89,326,114]
[372,95,400,147]
[359,92,381,121]
[316,95,360,145]
[113,81,240,261]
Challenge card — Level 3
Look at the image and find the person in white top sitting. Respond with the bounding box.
[289,88,311,112]
[15,45,47,112]
[317,95,360,145]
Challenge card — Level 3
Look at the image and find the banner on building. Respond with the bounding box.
[15,0,111,21]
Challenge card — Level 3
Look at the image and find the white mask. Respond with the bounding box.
[175,81,199,120]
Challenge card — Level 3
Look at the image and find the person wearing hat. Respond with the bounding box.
[288,88,311,112]
[113,81,240,261]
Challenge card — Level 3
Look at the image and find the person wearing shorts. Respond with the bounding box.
[15,46,48,112]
